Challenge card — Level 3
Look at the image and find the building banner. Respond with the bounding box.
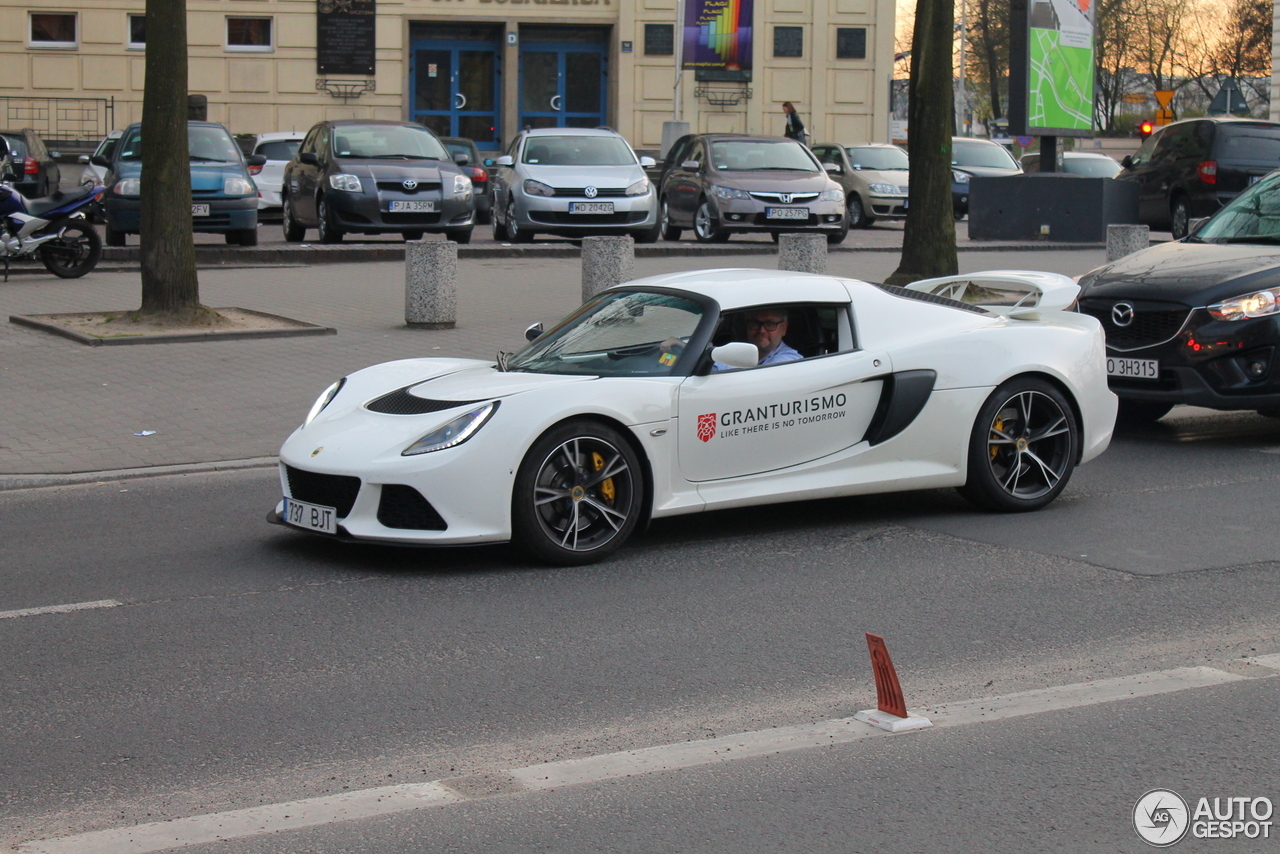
[682,0,754,72]
[317,0,376,76]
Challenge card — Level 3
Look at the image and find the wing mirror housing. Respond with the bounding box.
[1120,155,1133,169]
[495,155,514,167]
[453,152,469,165]
[299,151,320,166]
[823,162,841,173]
[247,154,267,167]
[681,160,700,170]
[90,154,110,168]
[524,321,544,342]
[710,342,759,369]
[639,155,656,167]
[1187,217,1208,236]
[78,154,90,164]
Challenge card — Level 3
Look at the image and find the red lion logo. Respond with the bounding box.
[696,413,717,442]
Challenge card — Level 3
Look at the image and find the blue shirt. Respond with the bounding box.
[714,340,802,371]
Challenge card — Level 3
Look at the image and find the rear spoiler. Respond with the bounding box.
[904,270,1080,318]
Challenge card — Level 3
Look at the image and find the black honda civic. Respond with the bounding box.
[1077,170,1280,422]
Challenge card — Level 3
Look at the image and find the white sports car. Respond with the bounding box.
[271,268,1117,564]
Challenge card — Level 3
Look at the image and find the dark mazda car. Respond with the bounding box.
[1077,169,1280,422]
[281,121,476,243]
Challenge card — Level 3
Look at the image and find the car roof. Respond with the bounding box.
[953,137,1004,145]
[614,268,855,310]
[1063,151,1114,159]
[256,131,305,142]
[842,142,902,149]
[523,127,623,138]
[326,120,430,129]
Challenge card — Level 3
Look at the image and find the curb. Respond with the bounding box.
[0,457,278,491]
[9,308,336,347]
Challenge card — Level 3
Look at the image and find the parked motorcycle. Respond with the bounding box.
[0,147,104,280]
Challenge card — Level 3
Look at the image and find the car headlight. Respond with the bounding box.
[713,185,751,200]
[868,183,898,195]
[303,378,345,428]
[114,178,141,196]
[625,178,651,196]
[224,177,255,196]
[1209,287,1280,321]
[523,179,555,197]
[402,401,499,456]
[819,187,845,202]
[951,170,971,184]
[328,173,362,192]
[453,173,472,197]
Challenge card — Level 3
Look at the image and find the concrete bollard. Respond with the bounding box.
[1106,224,1149,263]
[581,235,635,302]
[777,232,828,273]
[405,238,457,329]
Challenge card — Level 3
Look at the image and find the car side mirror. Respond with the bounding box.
[681,160,701,171]
[78,154,90,164]
[1121,155,1133,169]
[823,162,841,174]
[495,155,514,167]
[247,154,267,167]
[299,152,320,166]
[639,155,656,167]
[483,158,494,167]
[710,342,759,370]
[1187,217,1208,236]
[524,321,544,342]
[453,153,469,165]
[90,154,110,168]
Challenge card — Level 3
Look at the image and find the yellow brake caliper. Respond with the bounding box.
[592,452,616,504]
[990,416,1005,461]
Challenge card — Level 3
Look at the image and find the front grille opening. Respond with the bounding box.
[377,484,448,530]
[284,465,361,517]
[1078,300,1192,350]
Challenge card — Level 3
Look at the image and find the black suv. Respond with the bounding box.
[1117,117,1280,238]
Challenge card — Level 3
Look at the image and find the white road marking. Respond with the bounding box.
[0,600,122,620]
[15,664,1262,854]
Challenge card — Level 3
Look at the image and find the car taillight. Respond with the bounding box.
[23,156,37,175]
[471,167,487,182]
[248,163,263,175]
[1197,160,1217,184]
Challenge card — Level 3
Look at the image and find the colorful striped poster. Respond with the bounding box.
[682,0,754,71]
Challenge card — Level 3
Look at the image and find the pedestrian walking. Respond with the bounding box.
[782,102,806,144]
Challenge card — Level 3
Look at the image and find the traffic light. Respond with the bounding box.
[1138,120,1155,139]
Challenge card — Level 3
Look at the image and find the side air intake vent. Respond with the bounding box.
[366,387,485,415]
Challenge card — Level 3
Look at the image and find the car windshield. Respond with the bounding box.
[845,146,909,170]
[1064,156,1121,178]
[331,125,448,159]
[1217,126,1280,162]
[117,126,242,163]
[710,140,819,172]
[2,135,27,159]
[521,136,636,166]
[256,140,300,161]
[952,140,1018,169]
[507,290,706,377]
[1195,171,1280,243]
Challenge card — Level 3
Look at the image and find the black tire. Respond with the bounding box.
[281,195,306,242]
[237,227,258,247]
[492,202,510,241]
[633,211,662,243]
[847,194,873,229]
[39,220,102,278]
[660,199,682,241]
[507,200,533,243]
[476,209,491,225]
[1117,399,1174,424]
[104,224,126,247]
[317,196,343,244]
[511,421,644,565]
[957,377,1079,512]
[447,228,473,244]
[1170,196,1190,240]
[402,230,425,241]
[693,199,729,243]
[827,219,850,245]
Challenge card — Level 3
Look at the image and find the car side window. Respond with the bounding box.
[1130,133,1159,166]
[299,128,316,155]
[685,140,704,167]
[665,135,691,171]
[710,304,853,371]
[315,126,330,161]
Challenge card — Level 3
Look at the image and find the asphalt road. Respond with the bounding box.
[4,409,1280,852]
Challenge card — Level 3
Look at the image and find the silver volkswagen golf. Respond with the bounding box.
[489,128,659,243]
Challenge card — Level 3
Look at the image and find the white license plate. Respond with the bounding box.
[1107,356,1159,379]
[390,200,435,212]
[191,204,210,217]
[766,207,809,220]
[283,497,337,534]
[569,202,614,214]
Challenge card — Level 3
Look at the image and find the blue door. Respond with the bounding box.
[411,39,501,150]
[519,42,607,130]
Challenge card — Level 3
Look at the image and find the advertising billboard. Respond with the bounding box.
[683,0,754,79]
[1009,0,1094,137]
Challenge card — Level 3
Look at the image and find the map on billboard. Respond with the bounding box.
[1026,0,1093,133]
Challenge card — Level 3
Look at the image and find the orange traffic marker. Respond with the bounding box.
[854,633,933,732]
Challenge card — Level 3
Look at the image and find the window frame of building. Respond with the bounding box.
[226,16,274,53]
[835,27,867,60]
[773,26,804,59]
[127,14,146,51]
[644,23,674,57]
[29,11,78,50]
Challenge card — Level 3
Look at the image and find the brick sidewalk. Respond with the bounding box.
[0,247,1107,476]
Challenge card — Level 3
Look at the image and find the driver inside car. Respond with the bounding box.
[661,307,804,371]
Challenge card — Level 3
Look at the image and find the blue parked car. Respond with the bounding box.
[94,121,266,246]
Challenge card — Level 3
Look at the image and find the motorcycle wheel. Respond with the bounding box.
[40,220,103,279]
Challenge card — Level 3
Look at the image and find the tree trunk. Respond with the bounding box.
[886,0,958,286]
[139,0,200,315]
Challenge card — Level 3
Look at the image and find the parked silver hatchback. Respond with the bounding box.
[489,128,659,243]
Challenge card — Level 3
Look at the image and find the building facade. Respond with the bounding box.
[1,0,894,151]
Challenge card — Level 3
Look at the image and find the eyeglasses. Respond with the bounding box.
[745,319,784,331]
